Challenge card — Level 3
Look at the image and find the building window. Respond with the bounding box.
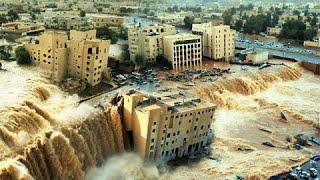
[151,139,154,143]
[167,133,170,138]
[177,131,180,135]
[88,48,92,54]
[152,129,155,133]
[150,145,154,150]
[153,122,156,125]
[194,126,197,130]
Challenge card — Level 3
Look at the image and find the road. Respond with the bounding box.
[236,41,320,63]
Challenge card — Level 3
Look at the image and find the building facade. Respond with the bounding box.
[123,90,216,161]
[192,23,235,61]
[26,30,110,86]
[128,24,176,63]
[163,34,202,70]
[91,15,124,27]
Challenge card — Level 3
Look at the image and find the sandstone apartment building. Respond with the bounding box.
[128,24,176,63]
[90,14,124,27]
[163,34,202,70]
[192,23,235,61]
[26,30,110,86]
[123,90,216,161]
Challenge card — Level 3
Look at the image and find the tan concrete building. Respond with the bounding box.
[123,90,216,161]
[192,23,235,61]
[128,24,176,63]
[91,14,124,27]
[69,30,110,86]
[267,27,282,36]
[26,30,110,86]
[240,49,269,65]
[304,41,320,48]
[163,34,202,70]
[26,31,69,82]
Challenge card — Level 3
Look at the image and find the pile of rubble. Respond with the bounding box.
[166,68,231,82]
[60,78,87,94]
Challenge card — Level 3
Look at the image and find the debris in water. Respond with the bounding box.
[280,112,287,121]
[259,126,272,134]
[262,141,276,147]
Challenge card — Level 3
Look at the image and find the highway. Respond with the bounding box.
[236,41,320,63]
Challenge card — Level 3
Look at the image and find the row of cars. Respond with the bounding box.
[236,38,316,55]
[271,155,320,180]
[114,69,161,87]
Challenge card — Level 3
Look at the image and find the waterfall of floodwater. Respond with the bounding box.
[194,65,302,109]
[0,61,316,179]
[0,88,126,180]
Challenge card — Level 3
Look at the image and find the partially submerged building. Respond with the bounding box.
[26,30,110,86]
[192,23,235,62]
[239,49,269,65]
[123,90,216,161]
[163,34,202,70]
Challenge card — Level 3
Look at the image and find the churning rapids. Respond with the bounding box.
[0,60,319,179]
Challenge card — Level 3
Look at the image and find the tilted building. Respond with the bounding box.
[163,34,202,70]
[192,23,235,61]
[26,30,110,86]
[123,90,216,161]
[128,24,176,63]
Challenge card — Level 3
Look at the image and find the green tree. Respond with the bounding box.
[96,26,118,44]
[0,16,7,25]
[234,19,243,31]
[280,19,306,41]
[143,8,150,15]
[184,16,194,29]
[15,46,31,65]
[31,8,41,14]
[293,10,300,16]
[243,14,271,34]
[310,15,318,27]
[7,9,19,21]
[80,10,86,17]
[118,26,128,40]
[304,28,317,41]
[222,9,234,25]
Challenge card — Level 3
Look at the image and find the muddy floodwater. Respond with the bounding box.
[0,60,319,179]
[160,60,320,179]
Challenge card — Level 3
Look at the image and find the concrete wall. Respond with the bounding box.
[301,61,320,75]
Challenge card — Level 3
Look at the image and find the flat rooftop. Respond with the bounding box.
[126,89,216,113]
